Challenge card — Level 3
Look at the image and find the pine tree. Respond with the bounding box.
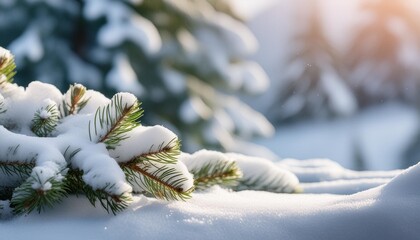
[268,0,356,124]
[0,0,273,154]
[347,0,420,105]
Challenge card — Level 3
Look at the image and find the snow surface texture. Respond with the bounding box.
[2,159,418,240]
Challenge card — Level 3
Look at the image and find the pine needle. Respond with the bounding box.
[89,94,144,149]
[0,51,16,86]
[65,169,132,215]
[61,84,90,116]
[123,138,180,165]
[11,174,67,214]
[191,160,242,190]
[31,103,60,137]
[122,162,193,201]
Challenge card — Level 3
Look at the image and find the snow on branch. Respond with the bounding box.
[89,93,143,150]
[0,47,16,86]
[0,48,194,215]
[0,46,299,216]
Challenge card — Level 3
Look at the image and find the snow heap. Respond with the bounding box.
[0,47,299,216]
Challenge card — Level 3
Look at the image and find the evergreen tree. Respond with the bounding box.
[0,0,273,153]
[269,0,356,124]
[347,0,420,105]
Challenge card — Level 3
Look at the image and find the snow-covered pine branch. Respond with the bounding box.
[64,169,132,214]
[113,126,194,200]
[88,93,143,150]
[123,161,194,201]
[0,127,68,214]
[0,48,16,86]
[0,94,5,114]
[181,150,300,193]
[31,100,60,137]
[180,150,242,190]
[228,153,300,193]
[61,83,90,116]
[0,46,300,216]
[0,46,194,214]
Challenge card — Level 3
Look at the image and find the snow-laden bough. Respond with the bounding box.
[0,46,300,216]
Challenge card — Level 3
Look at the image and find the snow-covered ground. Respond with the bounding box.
[2,159,420,240]
[258,103,419,170]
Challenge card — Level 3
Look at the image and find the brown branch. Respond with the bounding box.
[99,107,131,143]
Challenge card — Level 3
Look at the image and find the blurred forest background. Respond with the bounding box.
[1,0,420,171]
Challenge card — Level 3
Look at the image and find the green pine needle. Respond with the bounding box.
[61,84,90,116]
[0,52,16,85]
[234,177,297,193]
[0,161,34,179]
[124,138,180,165]
[122,162,193,201]
[31,104,60,137]
[0,145,35,179]
[89,95,144,150]
[191,160,242,190]
[0,98,6,114]
[11,174,67,214]
[65,169,132,215]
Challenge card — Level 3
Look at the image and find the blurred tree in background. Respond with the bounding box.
[270,0,356,124]
[347,0,420,106]
[261,0,420,169]
[345,0,420,168]
[0,0,274,155]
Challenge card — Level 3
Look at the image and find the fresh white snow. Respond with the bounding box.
[2,160,419,240]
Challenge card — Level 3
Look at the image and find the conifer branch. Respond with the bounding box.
[0,161,34,179]
[31,103,60,137]
[0,51,16,86]
[0,96,6,114]
[190,160,242,190]
[234,177,295,193]
[124,138,180,165]
[11,173,67,214]
[65,169,131,215]
[61,84,90,116]
[122,162,193,201]
[0,145,35,179]
[89,94,143,150]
